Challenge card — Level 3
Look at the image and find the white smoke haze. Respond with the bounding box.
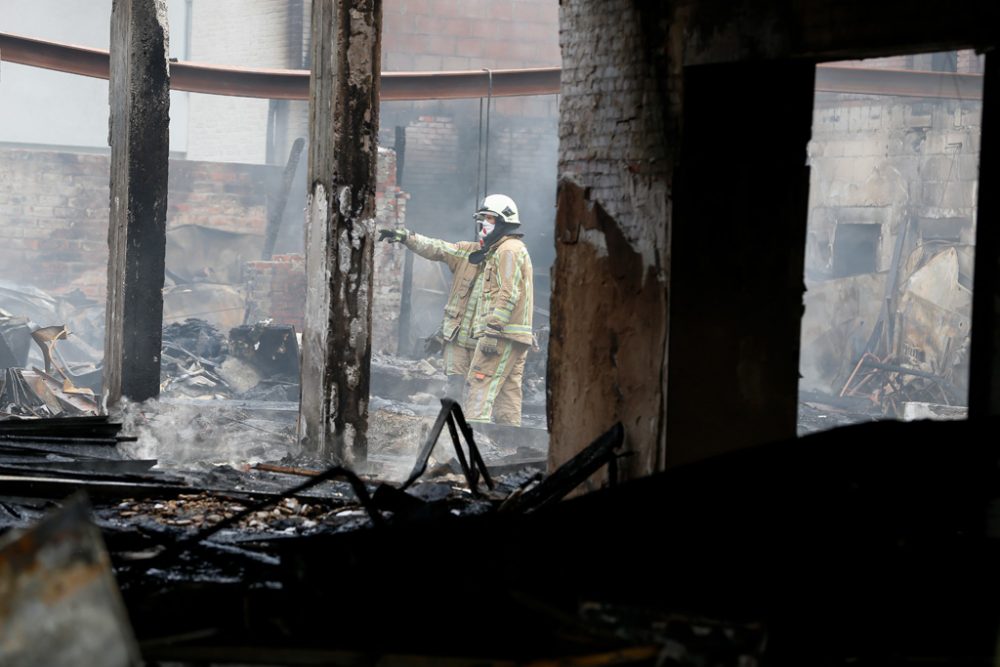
[113,394,518,484]
[114,397,296,470]
[2,2,555,466]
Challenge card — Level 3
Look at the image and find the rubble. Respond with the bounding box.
[805,234,976,423]
[159,318,230,399]
[0,496,140,667]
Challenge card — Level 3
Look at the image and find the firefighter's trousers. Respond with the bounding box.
[463,337,529,426]
[442,342,474,399]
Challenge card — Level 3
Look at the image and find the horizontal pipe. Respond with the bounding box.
[0,32,559,100]
[815,64,983,100]
[1,32,984,102]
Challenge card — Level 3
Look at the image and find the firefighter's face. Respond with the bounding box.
[476,213,496,242]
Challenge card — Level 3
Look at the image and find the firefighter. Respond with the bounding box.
[463,194,533,426]
[377,224,484,399]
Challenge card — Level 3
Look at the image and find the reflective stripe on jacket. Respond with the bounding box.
[474,236,533,345]
[404,232,482,349]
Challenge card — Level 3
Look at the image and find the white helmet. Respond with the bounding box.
[476,194,520,226]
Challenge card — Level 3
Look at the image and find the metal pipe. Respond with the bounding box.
[815,64,983,100]
[0,32,560,101]
[4,32,984,103]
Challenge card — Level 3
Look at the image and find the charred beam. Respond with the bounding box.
[500,422,624,514]
[104,0,170,406]
[261,137,305,261]
[298,0,381,464]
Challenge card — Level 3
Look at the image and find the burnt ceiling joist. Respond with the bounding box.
[0,31,985,101]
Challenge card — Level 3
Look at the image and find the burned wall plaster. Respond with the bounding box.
[552,0,674,482]
[548,181,667,487]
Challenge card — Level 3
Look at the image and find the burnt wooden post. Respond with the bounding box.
[299,0,383,464]
[104,0,170,407]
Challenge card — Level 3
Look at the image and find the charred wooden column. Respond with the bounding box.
[969,52,1000,418]
[299,0,382,464]
[665,60,814,467]
[104,0,170,407]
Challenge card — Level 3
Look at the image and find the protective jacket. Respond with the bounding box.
[403,232,483,349]
[473,236,533,345]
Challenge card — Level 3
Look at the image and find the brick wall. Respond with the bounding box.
[0,150,109,298]
[548,0,673,485]
[381,0,560,72]
[0,149,275,299]
[186,0,300,163]
[372,149,410,354]
[185,1,560,166]
[805,95,981,278]
[558,1,671,261]
[0,147,407,344]
[244,254,308,330]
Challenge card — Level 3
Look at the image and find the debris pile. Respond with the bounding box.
[159,319,230,398]
[0,309,100,418]
[838,243,972,417]
[3,414,994,665]
[802,223,974,428]
[114,494,329,533]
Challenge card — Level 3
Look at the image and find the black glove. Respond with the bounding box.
[378,228,408,243]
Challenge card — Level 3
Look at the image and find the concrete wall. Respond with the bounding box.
[800,83,982,396]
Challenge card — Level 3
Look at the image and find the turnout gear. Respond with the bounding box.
[400,232,484,376]
[463,214,534,424]
[477,333,500,355]
[464,337,530,425]
[473,236,533,345]
[476,194,520,226]
[377,228,408,243]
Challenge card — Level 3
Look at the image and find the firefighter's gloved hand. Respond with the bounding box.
[378,228,408,243]
[478,335,500,355]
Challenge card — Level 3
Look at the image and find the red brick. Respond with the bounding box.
[400,0,431,14]
[487,2,513,20]
[512,1,557,24]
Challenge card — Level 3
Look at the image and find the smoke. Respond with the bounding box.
[114,397,296,470]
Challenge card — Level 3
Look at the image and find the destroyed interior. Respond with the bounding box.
[3,1,1000,666]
